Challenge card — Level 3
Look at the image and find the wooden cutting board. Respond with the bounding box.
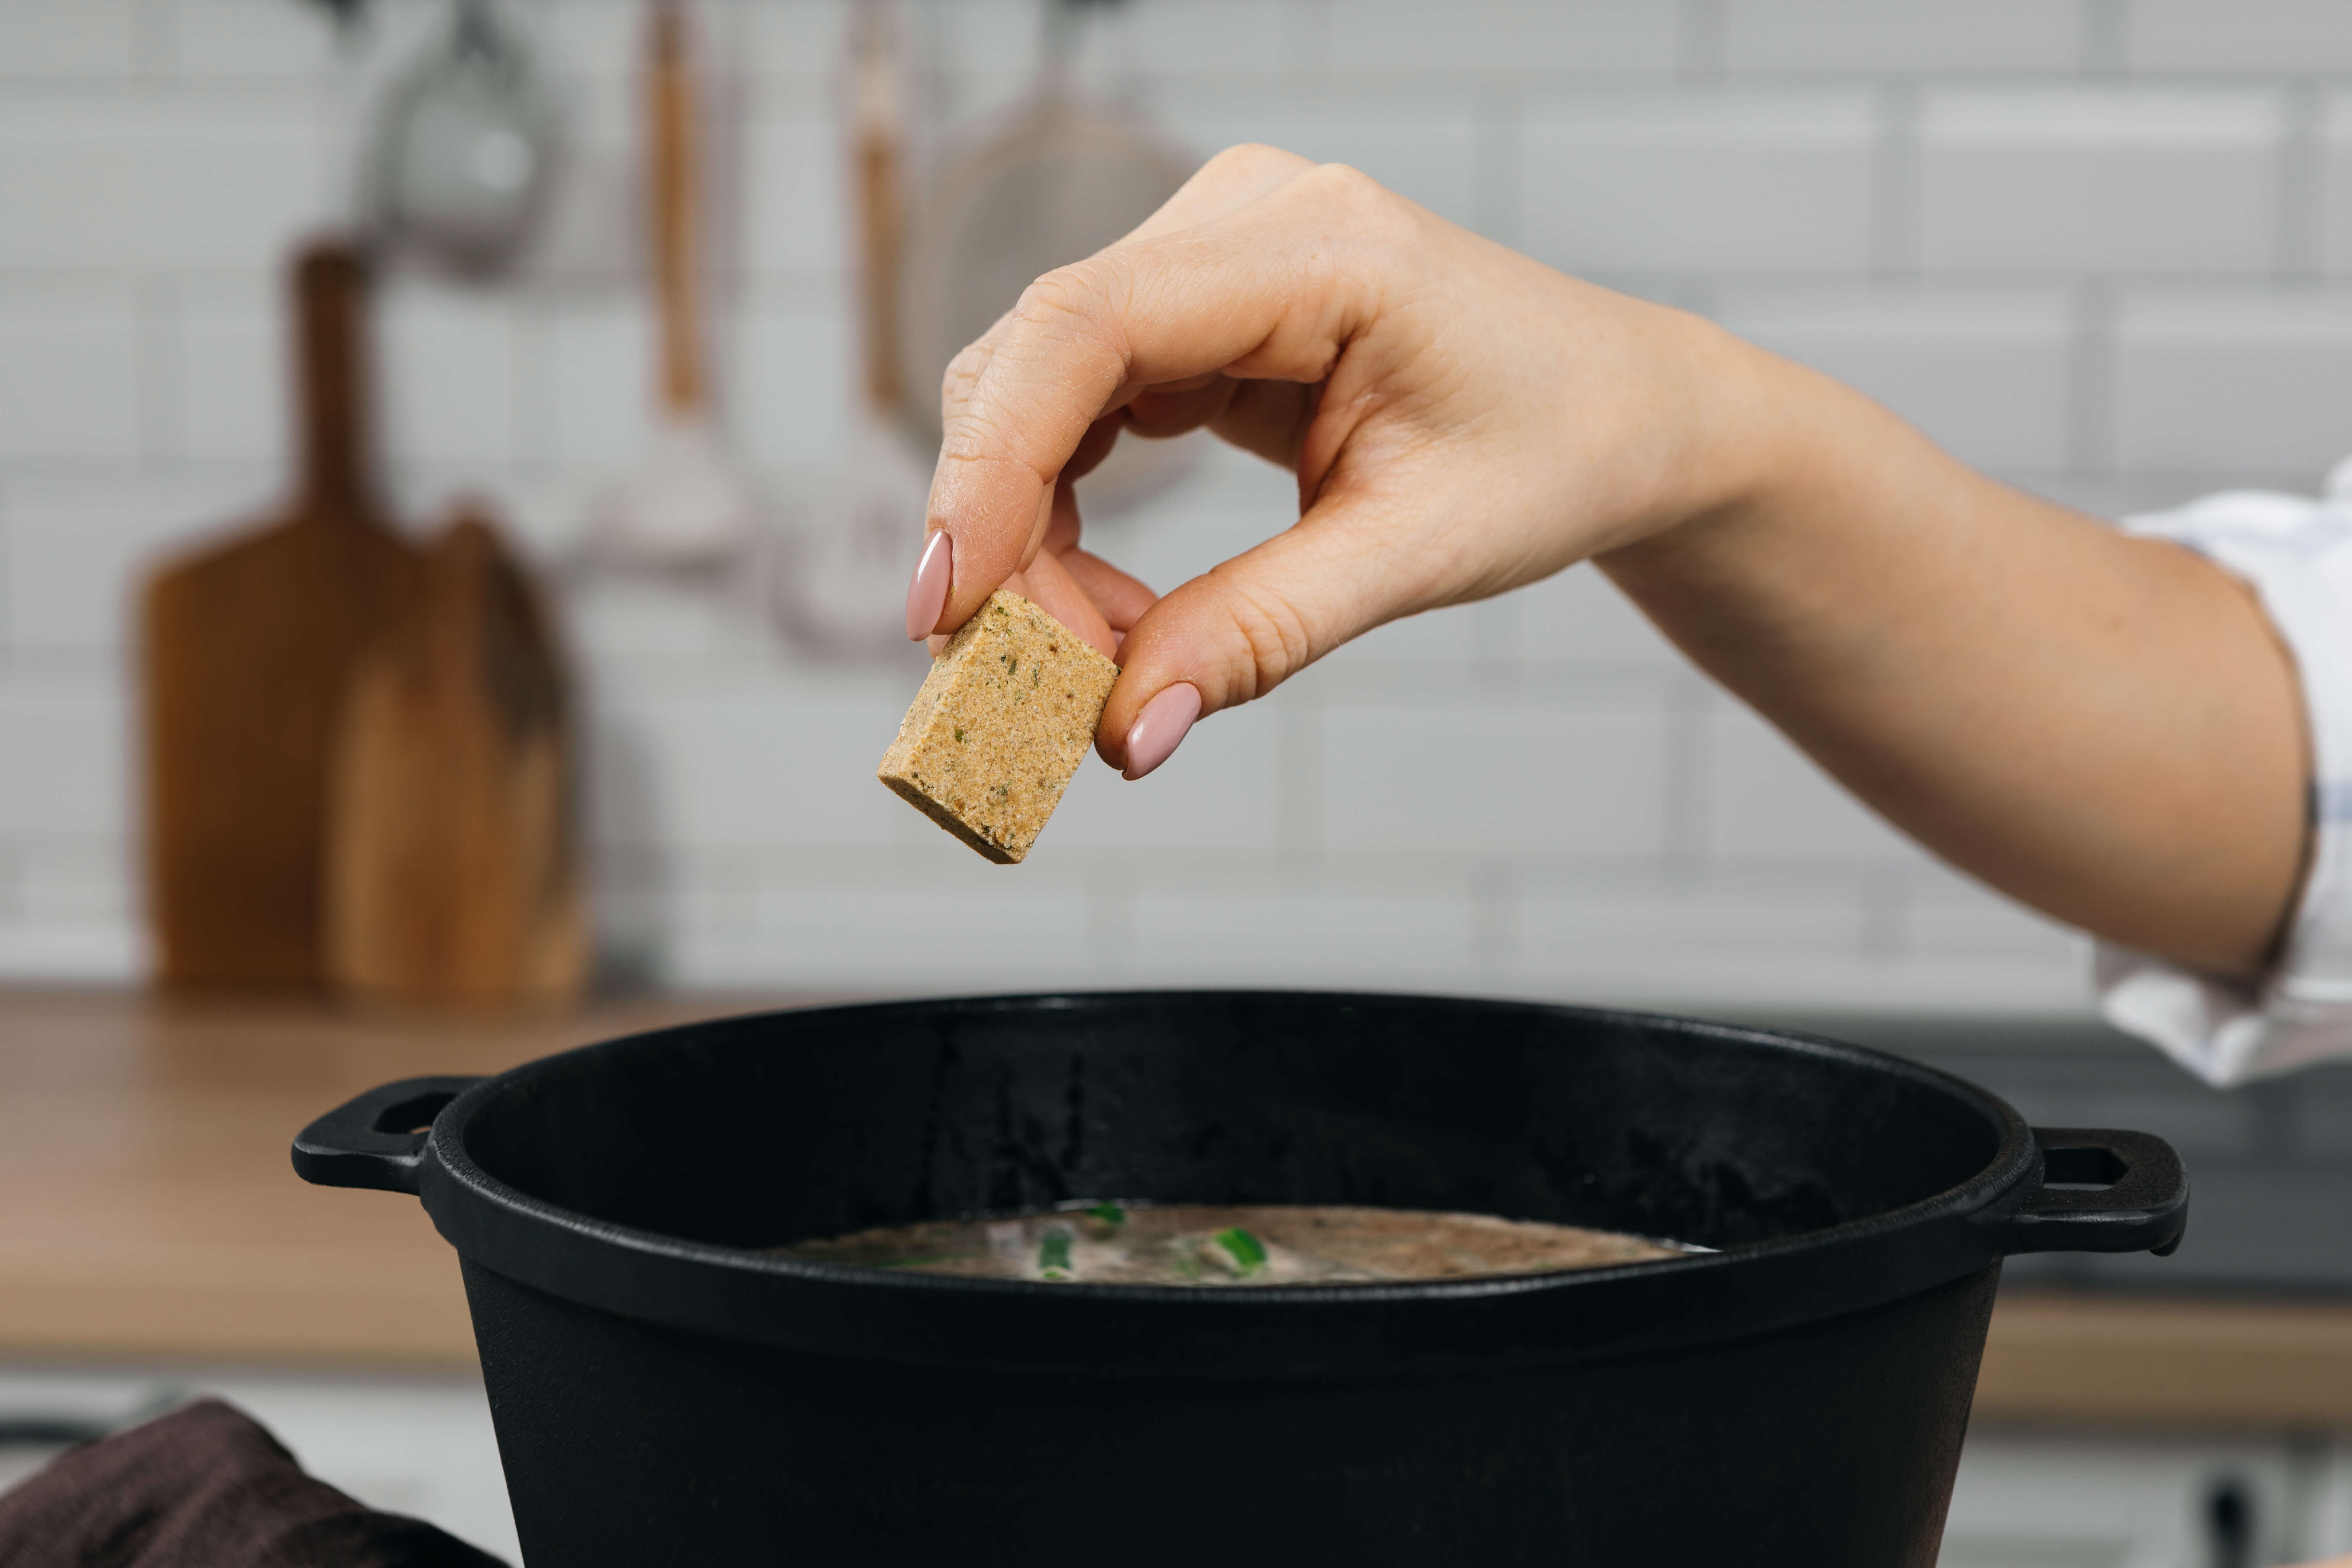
[321,507,587,1008]
[140,241,422,987]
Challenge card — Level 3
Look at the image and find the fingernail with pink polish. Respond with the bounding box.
[904,531,951,641]
[1123,684,1202,781]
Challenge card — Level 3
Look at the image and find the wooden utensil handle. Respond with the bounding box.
[650,0,705,415]
[854,0,904,416]
[296,242,372,517]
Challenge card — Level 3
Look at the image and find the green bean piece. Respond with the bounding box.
[1213,1227,1268,1275]
[1087,1202,1126,1227]
[1038,1227,1075,1280]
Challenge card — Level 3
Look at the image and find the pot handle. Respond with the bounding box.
[291,1077,482,1196]
[1977,1127,2190,1257]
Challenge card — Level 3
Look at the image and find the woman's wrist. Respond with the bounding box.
[1593,325,1941,631]
[1585,308,1825,572]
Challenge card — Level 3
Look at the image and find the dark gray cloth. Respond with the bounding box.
[0,1398,508,1567]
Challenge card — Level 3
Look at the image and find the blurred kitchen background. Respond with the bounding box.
[9,1,2352,1564]
[21,0,2325,1009]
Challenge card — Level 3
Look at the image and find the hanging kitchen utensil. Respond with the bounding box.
[321,503,587,1010]
[768,0,934,658]
[586,0,759,571]
[896,0,1198,512]
[850,0,909,428]
[141,241,423,987]
[364,0,557,276]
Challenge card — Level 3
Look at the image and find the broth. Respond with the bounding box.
[781,1202,1688,1286]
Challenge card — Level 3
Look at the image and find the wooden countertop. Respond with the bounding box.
[3,988,2349,1429]
[0,988,760,1367]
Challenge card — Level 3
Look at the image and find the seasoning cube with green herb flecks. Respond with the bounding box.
[876,588,1120,864]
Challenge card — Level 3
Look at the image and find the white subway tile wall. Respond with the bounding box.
[1713,285,2076,470]
[7,0,2345,1013]
[2328,92,2352,277]
[171,282,291,472]
[2125,0,2352,77]
[1916,88,2287,277]
[0,287,144,465]
[2115,289,2352,475]
[1319,2,1677,78]
[1720,1,2080,76]
[1520,90,1880,274]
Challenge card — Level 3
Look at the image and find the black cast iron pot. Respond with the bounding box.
[294,992,2187,1568]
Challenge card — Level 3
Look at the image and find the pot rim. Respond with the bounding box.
[379,990,2105,1375]
[437,993,2032,1297]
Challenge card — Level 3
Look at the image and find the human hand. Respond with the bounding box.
[900,144,2306,976]
[904,143,1777,777]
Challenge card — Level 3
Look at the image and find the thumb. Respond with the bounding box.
[1098,502,1419,775]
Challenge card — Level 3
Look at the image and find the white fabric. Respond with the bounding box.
[2095,457,2352,1085]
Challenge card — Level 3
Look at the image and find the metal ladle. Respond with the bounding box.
[365,0,556,276]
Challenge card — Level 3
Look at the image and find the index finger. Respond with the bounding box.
[917,158,1394,635]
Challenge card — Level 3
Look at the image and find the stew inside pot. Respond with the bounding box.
[780,1202,1693,1286]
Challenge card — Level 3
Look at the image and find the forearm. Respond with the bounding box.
[1601,343,2309,976]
